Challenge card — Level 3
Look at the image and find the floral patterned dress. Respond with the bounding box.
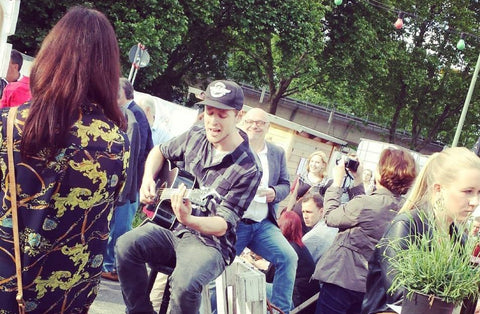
[0,103,129,313]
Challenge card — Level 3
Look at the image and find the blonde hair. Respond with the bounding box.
[0,4,3,36]
[401,147,480,212]
[306,151,328,177]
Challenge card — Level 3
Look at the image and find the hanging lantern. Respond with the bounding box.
[394,12,404,29]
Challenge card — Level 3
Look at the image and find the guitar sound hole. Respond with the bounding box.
[157,211,175,219]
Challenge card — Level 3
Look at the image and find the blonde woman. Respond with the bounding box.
[362,147,480,314]
[286,151,331,232]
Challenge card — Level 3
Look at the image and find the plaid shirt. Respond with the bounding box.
[160,124,261,264]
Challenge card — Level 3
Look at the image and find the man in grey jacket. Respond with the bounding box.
[235,108,297,313]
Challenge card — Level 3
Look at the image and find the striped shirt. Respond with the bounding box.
[160,124,262,264]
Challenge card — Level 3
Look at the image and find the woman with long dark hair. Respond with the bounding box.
[0,6,128,313]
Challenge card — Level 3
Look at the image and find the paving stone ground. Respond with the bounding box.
[89,278,126,314]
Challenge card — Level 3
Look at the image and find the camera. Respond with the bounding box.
[336,156,360,172]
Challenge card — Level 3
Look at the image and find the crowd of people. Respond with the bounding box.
[1,4,480,314]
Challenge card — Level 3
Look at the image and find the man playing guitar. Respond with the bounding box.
[116,80,262,314]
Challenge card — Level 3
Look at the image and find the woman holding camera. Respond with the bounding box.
[313,148,417,314]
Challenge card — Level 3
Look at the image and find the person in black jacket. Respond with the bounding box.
[361,147,480,314]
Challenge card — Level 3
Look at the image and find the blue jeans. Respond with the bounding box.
[235,219,298,313]
[103,197,138,272]
[116,223,225,314]
[315,282,364,314]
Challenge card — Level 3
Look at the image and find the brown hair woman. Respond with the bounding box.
[0,6,128,313]
[313,148,417,314]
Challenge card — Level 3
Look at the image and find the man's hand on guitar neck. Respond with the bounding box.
[171,183,228,237]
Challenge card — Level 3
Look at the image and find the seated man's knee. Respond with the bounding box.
[115,230,134,260]
[115,227,149,262]
[170,276,203,302]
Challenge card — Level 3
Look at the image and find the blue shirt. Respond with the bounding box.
[302,220,338,263]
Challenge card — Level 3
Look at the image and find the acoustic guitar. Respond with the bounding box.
[142,160,219,230]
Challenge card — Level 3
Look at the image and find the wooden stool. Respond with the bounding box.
[147,265,174,314]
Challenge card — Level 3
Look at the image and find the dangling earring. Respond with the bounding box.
[434,194,446,213]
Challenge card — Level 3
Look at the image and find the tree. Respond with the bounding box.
[11,0,233,102]
[10,1,480,149]
[226,0,329,114]
[9,0,79,55]
[307,0,480,150]
[98,0,190,100]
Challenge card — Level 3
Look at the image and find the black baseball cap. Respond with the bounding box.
[197,80,244,111]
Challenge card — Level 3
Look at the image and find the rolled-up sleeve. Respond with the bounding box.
[324,185,362,228]
[215,166,262,229]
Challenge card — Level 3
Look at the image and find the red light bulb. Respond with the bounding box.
[394,12,404,30]
[394,18,403,29]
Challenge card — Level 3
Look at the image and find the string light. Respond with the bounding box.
[341,0,480,51]
[394,12,404,30]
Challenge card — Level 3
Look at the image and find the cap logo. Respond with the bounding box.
[209,82,232,98]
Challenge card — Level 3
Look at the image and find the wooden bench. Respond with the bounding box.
[148,257,266,314]
[216,257,266,314]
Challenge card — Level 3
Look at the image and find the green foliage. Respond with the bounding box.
[9,0,480,148]
[386,212,480,305]
[101,0,188,93]
[226,0,329,113]
[132,207,147,229]
[309,0,480,150]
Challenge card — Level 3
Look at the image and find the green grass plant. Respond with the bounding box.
[385,212,480,305]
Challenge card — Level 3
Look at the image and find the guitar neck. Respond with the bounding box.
[159,188,209,208]
[160,188,195,200]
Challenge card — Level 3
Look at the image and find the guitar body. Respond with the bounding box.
[143,160,208,230]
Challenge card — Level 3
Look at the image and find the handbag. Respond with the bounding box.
[7,106,26,314]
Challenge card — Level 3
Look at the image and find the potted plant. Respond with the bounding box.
[385,212,480,314]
